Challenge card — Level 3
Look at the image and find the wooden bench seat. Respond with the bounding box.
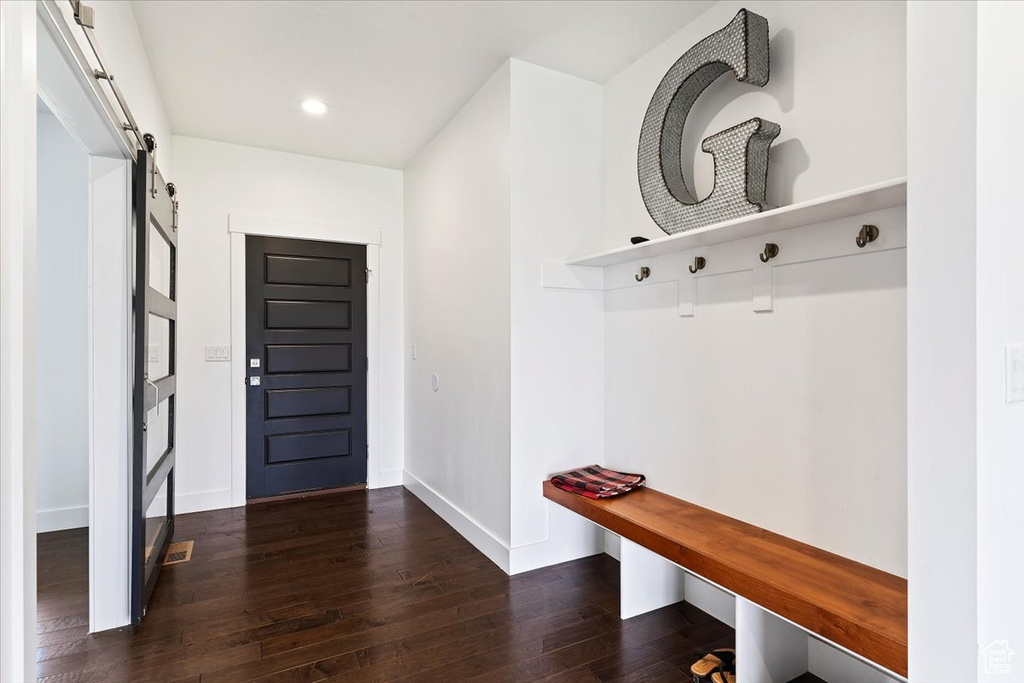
[543,481,908,677]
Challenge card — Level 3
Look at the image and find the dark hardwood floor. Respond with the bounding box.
[37,487,734,682]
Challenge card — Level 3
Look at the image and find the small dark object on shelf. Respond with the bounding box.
[631,236,650,245]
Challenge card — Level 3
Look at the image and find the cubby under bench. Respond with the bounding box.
[543,481,907,682]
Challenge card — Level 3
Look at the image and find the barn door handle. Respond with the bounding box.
[143,378,159,429]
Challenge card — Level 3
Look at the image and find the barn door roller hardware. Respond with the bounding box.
[71,0,149,154]
[71,0,94,28]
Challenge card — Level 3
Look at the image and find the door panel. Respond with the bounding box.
[265,300,351,329]
[131,144,178,625]
[266,387,351,419]
[265,343,351,374]
[266,430,351,463]
[265,254,351,286]
[246,236,368,499]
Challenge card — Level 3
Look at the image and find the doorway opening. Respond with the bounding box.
[34,9,135,637]
[35,96,93,639]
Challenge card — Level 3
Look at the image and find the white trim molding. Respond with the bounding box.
[0,3,38,679]
[229,214,386,508]
[402,470,606,577]
[228,213,382,246]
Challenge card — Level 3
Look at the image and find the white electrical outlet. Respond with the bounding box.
[205,345,231,362]
[1007,344,1024,404]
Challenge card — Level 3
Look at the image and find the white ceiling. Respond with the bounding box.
[131,1,713,169]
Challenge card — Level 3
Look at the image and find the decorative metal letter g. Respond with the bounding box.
[637,9,780,235]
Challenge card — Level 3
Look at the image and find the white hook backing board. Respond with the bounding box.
[541,205,906,317]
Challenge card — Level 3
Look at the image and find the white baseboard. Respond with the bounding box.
[508,503,604,574]
[375,468,404,489]
[402,471,511,573]
[37,505,89,533]
[402,473,606,577]
[174,488,233,515]
[39,489,234,533]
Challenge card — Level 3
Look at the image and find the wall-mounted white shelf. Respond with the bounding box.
[567,178,907,267]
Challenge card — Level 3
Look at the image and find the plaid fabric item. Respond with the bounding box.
[551,465,646,499]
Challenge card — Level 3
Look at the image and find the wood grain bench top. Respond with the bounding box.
[543,481,908,677]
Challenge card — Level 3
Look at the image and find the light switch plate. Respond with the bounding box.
[1007,344,1024,404]
[205,345,231,362]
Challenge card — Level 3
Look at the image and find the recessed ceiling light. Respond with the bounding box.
[300,99,328,116]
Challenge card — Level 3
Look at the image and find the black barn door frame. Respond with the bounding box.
[131,139,178,625]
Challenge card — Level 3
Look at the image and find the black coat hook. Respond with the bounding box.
[688,256,706,274]
[635,266,651,282]
[759,243,779,263]
[856,224,879,248]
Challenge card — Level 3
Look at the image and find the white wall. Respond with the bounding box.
[907,3,979,679]
[171,136,404,511]
[599,0,906,252]
[404,60,610,573]
[35,110,90,533]
[404,64,513,551]
[599,0,908,577]
[976,2,1024,678]
[908,2,1024,680]
[508,61,606,568]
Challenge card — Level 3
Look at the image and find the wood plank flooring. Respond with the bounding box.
[37,487,734,682]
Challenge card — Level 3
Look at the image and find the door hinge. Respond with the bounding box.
[366,357,369,370]
[365,267,371,283]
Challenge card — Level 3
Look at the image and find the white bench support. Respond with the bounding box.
[595,522,904,682]
[619,537,686,619]
[736,598,808,683]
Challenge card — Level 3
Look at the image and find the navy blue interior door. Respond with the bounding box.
[245,236,368,499]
